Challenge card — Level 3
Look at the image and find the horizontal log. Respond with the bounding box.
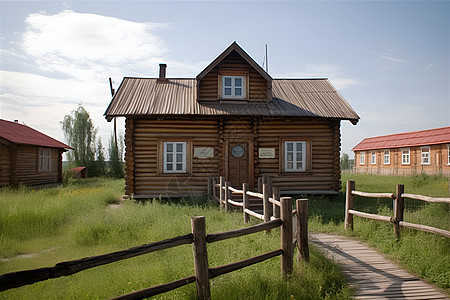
[348,209,394,223]
[352,190,395,199]
[227,199,244,207]
[399,221,450,238]
[401,193,450,204]
[0,234,194,291]
[111,275,196,300]
[244,208,264,220]
[268,197,280,207]
[246,191,263,199]
[208,249,283,279]
[206,219,282,243]
[228,186,243,193]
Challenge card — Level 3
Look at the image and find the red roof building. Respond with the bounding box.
[0,119,71,187]
[352,127,450,176]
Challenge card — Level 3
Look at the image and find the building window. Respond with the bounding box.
[371,152,376,165]
[163,142,186,173]
[38,148,51,172]
[222,76,245,99]
[284,141,306,172]
[360,152,365,165]
[401,148,410,165]
[384,150,390,165]
[421,146,430,165]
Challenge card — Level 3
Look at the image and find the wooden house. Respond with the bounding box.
[352,127,450,176]
[0,119,71,187]
[104,42,359,199]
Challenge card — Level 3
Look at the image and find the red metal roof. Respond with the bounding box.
[0,119,71,150]
[352,127,450,151]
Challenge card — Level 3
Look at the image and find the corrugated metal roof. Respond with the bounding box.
[352,127,450,151]
[104,78,359,123]
[0,119,71,149]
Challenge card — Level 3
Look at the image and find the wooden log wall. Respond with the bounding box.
[129,118,220,197]
[0,143,12,187]
[198,50,269,102]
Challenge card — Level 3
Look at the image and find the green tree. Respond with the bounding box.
[108,132,124,178]
[61,103,98,171]
[340,153,350,170]
[95,138,107,176]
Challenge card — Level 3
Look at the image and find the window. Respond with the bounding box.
[284,141,306,172]
[39,148,51,172]
[401,148,410,165]
[222,76,245,99]
[163,142,186,173]
[360,152,365,165]
[421,147,430,165]
[384,150,390,165]
[371,152,376,165]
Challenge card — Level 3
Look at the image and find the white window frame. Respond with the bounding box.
[421,146,430,165]
[371,152,376,165]
[360,152,365,165]
[163,142,187,173]
[384,149,390,165]
[284,141,306,172]
[222,76,245,99]
[401,148,410,165]
[38,148,51,172]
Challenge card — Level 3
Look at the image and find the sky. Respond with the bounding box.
[1,0,449,159]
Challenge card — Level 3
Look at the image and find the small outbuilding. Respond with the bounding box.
[104,42,359,199]
[0,119,71,187]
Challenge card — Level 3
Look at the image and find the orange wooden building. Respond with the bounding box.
[352,127,450,176]
[0,119,71,187]
[104,42,359,199]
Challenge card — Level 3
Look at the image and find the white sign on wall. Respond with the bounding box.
[194,147,214,159]
[259,148,275,159]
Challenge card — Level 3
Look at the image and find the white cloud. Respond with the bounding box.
[368,49,405,69]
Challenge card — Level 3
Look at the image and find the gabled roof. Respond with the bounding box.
[196,42,272,82]
[0,119,71,150]
[352,127,450,151]
[104,78,360,123]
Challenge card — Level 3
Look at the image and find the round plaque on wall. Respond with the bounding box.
[231,145,245,158]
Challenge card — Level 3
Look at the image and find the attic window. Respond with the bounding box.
[222,76,245,99]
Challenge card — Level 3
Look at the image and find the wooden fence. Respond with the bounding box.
[0,199,305,299]
[345,180,450,238]
[208,176,309,262]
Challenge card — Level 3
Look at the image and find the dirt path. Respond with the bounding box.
[310,233,449,299]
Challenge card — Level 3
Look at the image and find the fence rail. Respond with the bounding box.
[345,181,450,239]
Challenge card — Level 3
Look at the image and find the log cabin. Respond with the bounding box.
[352,127,450,176]
[0,119,71,187]
[104,42,359,199]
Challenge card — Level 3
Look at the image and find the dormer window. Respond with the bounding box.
[222,76,245,99]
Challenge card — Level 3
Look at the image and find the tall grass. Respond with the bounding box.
[0,178,352,299]
[309,173,450,292]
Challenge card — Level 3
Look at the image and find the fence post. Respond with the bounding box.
[219,176,224,211]
[191,216,211,300]
[296,199,309,262]
[243,183,249,224]
[345,181,355,231]
[263,183,272,222]
[258,176,263,193]
[212,178,217,202]
[224,181,229,213]
[281,197,293,277]
[207,178,212,201]
[394,184,405,238]
[272,187,280,219]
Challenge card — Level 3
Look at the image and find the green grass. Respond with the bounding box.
[0,178,352,299]
[308,173,450,292]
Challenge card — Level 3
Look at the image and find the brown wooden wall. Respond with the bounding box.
[198,50,269,102]
[0,143,63,187]
[125,116,342,198]
[353,144,450,176]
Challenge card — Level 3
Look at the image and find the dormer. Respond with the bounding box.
[196,42,272,103]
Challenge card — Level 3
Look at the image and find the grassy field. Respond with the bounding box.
[0,178,352,299]
[309,172,450,292]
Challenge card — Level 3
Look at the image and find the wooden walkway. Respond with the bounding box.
[310,233,449,299]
